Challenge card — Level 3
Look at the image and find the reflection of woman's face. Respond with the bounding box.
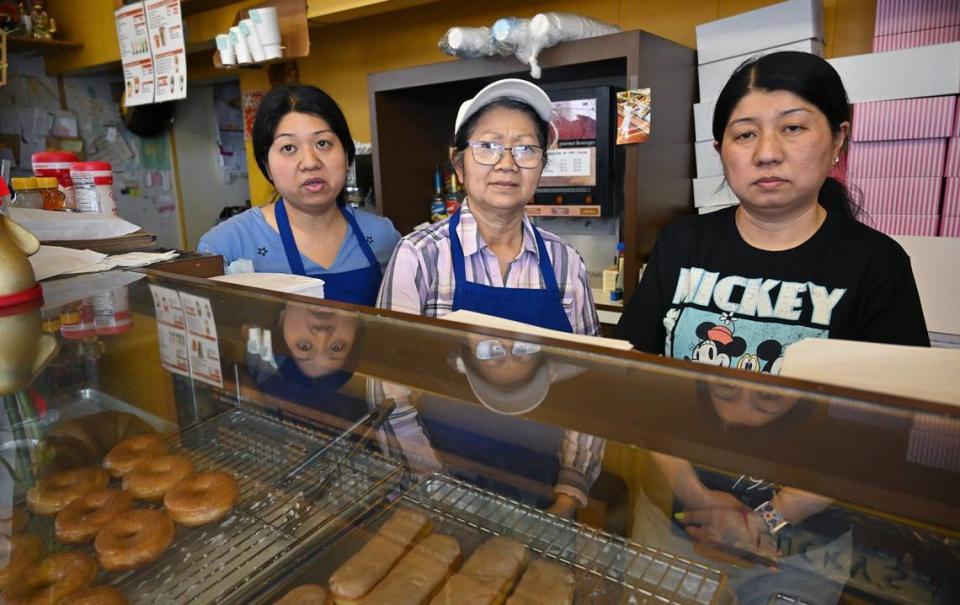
[463,334,541,388]
[281,304,357,377]
[708,382,801,427]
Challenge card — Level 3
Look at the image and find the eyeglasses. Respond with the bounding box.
[466,141,544,169]
[473,339,542,361]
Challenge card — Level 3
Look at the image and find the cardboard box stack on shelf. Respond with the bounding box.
[691,0,824,215]
[832,0,960,238]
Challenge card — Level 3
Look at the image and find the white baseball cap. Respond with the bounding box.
[454,78,553,136]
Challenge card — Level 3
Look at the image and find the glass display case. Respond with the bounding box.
[1,267,957,604]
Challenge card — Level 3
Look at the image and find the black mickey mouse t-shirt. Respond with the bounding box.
[615,207,929,373]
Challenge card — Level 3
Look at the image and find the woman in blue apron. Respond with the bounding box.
[198,85,399,306]
[377,79,604,517]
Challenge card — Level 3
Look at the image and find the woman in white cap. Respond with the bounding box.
[376,78,603,517]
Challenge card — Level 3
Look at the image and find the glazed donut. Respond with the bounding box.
[95,509,175,571]
[55,489,134,545]
[102,434,168,478]
[56,585,128,605]
[27,467,110,515]
[4,551,98,605]
[122,454,194,501]
[163,472,239,527]
[0,534,44,590]
[40,412,157,474]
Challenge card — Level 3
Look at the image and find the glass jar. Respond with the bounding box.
[11,177,43,209]
[36,176,66,210]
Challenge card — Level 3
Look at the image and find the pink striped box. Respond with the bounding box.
[848,176,943,215]
[847,139,947,177]
[875,0,960,36]
[851,96,957,141]
[943,177,960,215]
[873,25,960,52]
[947,138,960,176]
[860,214,940,236]
[941,216,960,236]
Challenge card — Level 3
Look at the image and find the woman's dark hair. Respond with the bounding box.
[712,51,859,219]
[452,98,550,169]
[252,84,356,203]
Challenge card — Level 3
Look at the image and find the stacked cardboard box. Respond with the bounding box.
[872,0,960,52]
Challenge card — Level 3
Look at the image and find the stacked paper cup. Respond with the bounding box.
[216,7,281,66]
[250,7,283,59]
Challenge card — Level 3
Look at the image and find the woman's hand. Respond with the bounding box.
[681,507,779,565]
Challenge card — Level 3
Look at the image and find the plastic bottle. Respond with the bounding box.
[613,241,625,301]
[430,166,446,222]
[0,177,11,212]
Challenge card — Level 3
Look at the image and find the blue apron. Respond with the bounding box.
[275,200,382,306]
[421,208,571,507]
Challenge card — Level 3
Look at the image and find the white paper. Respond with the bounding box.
[441,310,634,351]
[179,292,223,388]
[28,246,108,281]
[7,208,141,241]
[149,284,190,377]
[210,272,326,299]
[115,2,156,107]
[145,0,187,103]
[41,271,145,311]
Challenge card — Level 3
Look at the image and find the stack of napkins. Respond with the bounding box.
[210,273,325,299]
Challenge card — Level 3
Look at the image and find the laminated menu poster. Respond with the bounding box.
[149,285,224,388]
[115,2,156,107]
[145,0,187,103]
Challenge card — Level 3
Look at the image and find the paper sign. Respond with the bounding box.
[242,90,264,141]
[145,0,187,103]
[179,292,224,388]
[149,284,189,377]
[616,88,651,145]
[115,2,155,106]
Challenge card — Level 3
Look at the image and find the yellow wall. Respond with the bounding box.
[240,0,876,204]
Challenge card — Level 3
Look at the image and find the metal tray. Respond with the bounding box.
[30,406,404,604]
[264,474,728,605]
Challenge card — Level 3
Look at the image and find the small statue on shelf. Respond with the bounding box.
[29,0,51,40]
[0,1,20,32]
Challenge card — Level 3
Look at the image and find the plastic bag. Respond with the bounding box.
[438,26,496,59]
[527,12,621,78]
[491,17,531,58]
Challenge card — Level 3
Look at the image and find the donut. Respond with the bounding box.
[27,467,110,515]
[55,585,128,605]
[163,472,239,527]
[94,509,175,571]
[4,551,98,605]
[55,489,134,545]
[0,534,44,590]
[102,435,167,478]
[274,584,327,604]
[122,455,194,501]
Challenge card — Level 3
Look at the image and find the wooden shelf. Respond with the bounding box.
[180,0,246,17]
[212,0,309,69]
[4,35,83,55]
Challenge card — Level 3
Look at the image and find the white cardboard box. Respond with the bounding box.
[828,42,960,103]
[693,176,740,208]
[695,0,824,65]
[698,39,824,102]
[695,140,724,178]
[693,100,715,142]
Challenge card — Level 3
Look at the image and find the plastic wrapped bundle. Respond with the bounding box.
[527,12,621,77]
[439,26,497,59]
[491,17,532,58]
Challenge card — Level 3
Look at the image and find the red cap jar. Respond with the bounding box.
[32,151,79,210]
[71,161,116,215]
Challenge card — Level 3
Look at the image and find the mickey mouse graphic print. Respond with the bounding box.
[615,207,930,374]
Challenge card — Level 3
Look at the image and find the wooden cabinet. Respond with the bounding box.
[367,30,696,300]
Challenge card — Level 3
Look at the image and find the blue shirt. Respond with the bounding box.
[197,205,401,273]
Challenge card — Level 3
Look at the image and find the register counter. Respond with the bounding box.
[1,267,957,604]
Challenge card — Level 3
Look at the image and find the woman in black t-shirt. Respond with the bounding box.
[617,52,931,604]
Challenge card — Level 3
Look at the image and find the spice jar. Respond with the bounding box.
[37,177,66,210]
